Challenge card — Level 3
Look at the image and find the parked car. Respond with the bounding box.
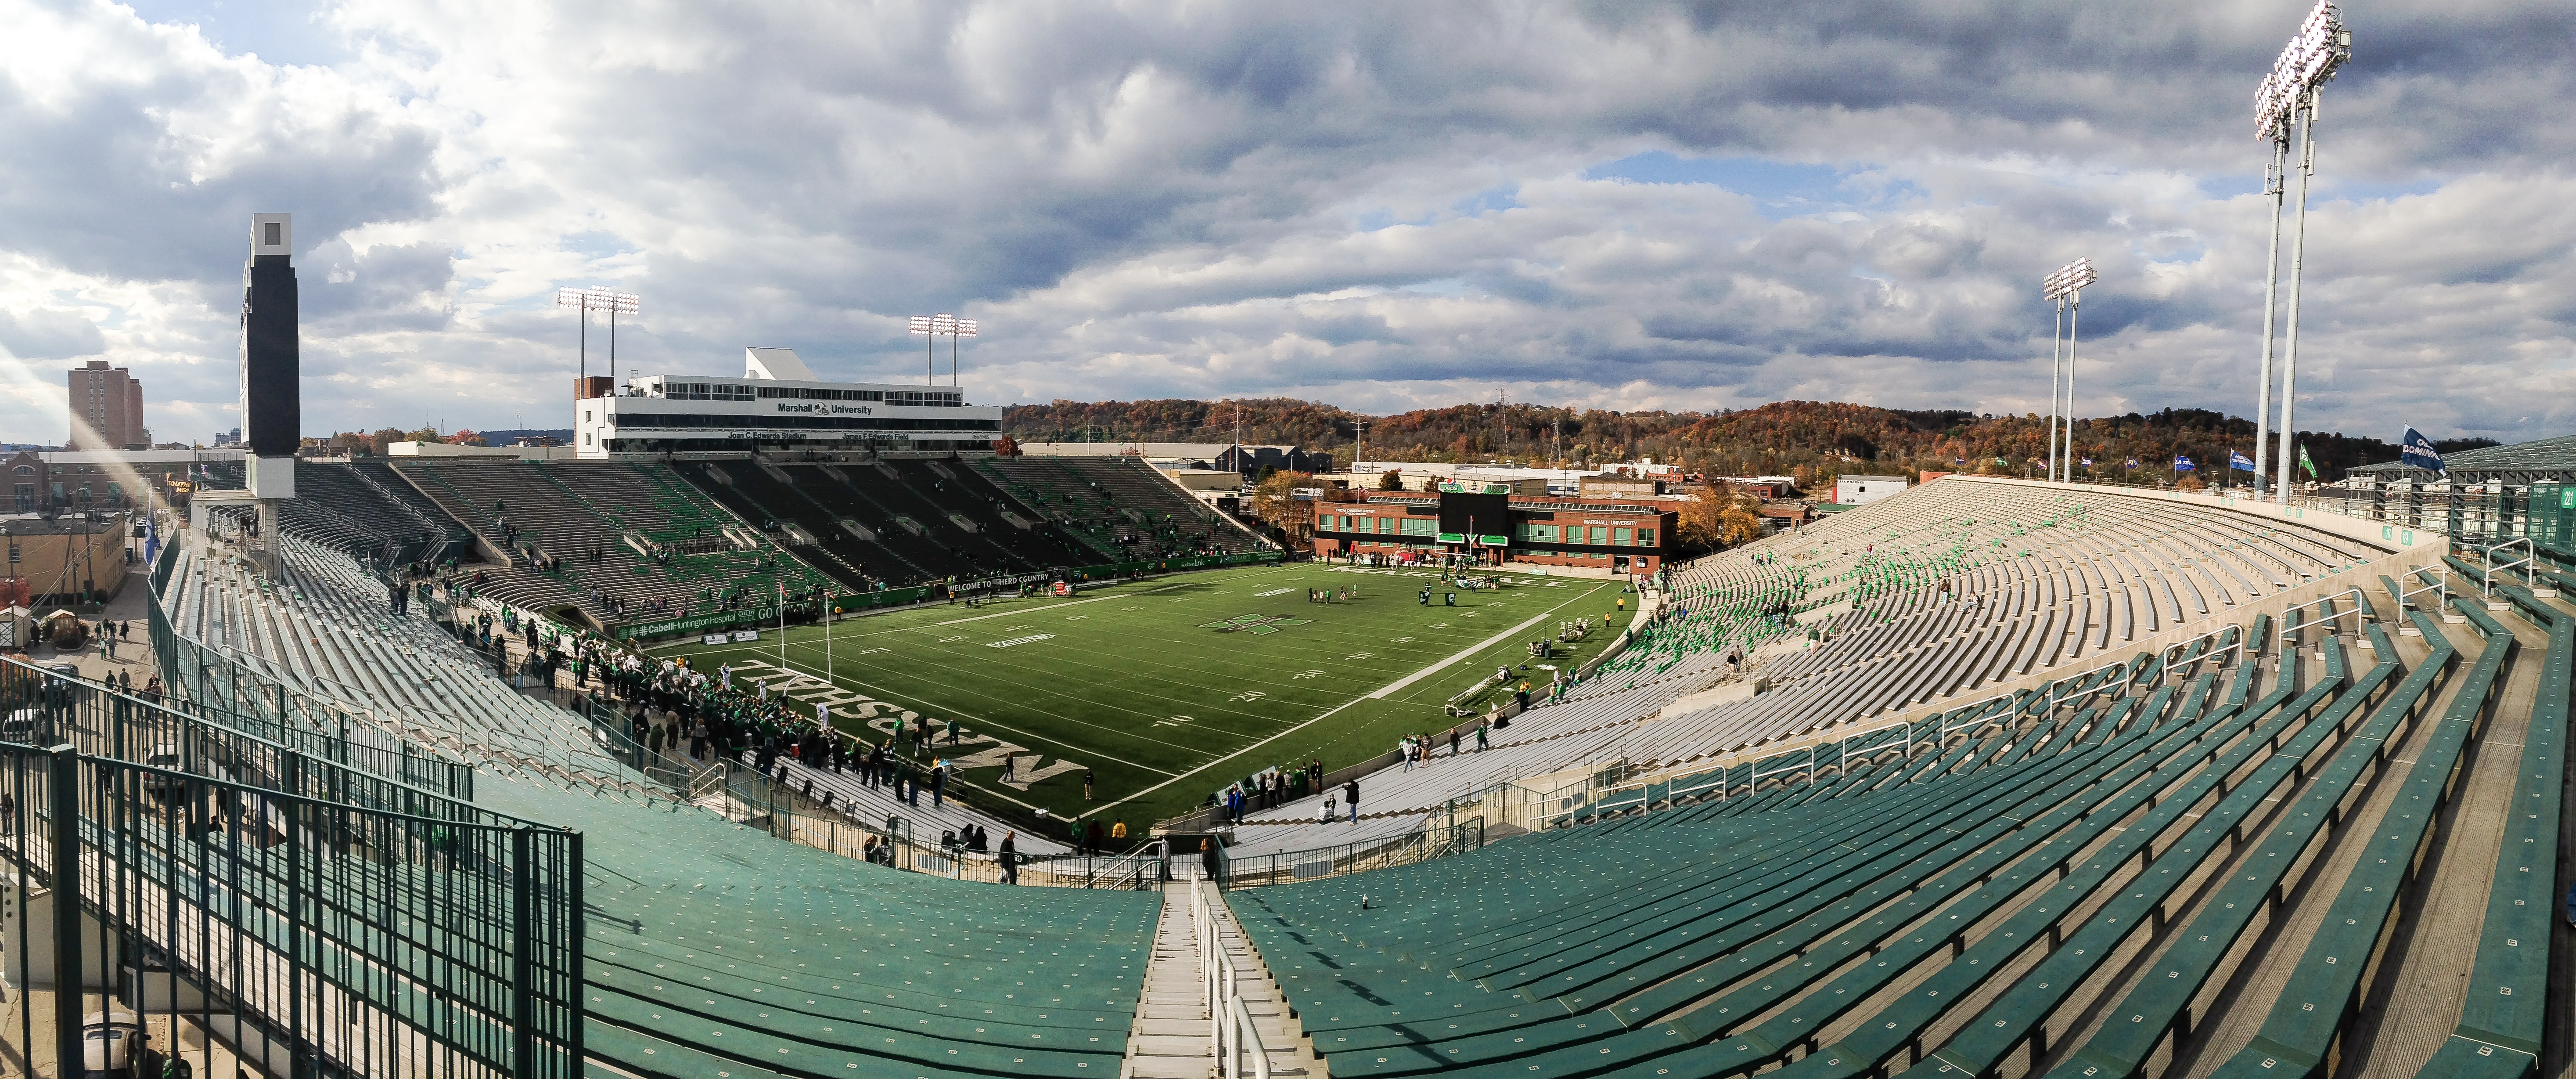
[80,1009,164,1079]
[0,707,40,743]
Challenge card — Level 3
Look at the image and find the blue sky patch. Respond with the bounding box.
[1453,183,1521,217]
[1585,152,1869,218]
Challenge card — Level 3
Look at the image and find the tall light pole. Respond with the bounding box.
[557,287,639,395]
[949,318,977,386]
[909,313,976,386]
[2042,258,2095,483]
[2257,0,2350,504]
[2251,79,2292,498]
[2047,289,2065,481]
[607,290,640,385]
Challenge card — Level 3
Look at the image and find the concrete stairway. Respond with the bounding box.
[1124,880,1315,1079]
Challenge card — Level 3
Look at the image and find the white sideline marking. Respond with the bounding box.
[1078,581,1608,819]
[1367,605,1580,700]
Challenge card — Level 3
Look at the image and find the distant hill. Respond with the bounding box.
[999,398,2490,485]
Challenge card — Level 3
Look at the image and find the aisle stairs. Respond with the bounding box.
[1126,879,1313,1079]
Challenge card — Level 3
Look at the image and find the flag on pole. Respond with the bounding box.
[143,513,159,566]
[2078,457,2094,467]
[2173,455,2195,472]
[2298,443,2318,479]
[2124,458,2139,470]
[2230,451,2257,472]
[2398,426,2446,475]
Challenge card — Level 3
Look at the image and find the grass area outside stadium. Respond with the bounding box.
[647,561,1640,830]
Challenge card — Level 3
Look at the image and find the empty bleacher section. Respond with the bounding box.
[1220,574,2570,1079]
[676,457,1102,589]
[1222,476,2405,854]
[392,458,833,626]
[977,455,1268,560]
[274,458,472,566]
[475,769,1161,1079]
[157,530,661,795]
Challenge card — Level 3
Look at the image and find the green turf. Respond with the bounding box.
[647,562,1636,827]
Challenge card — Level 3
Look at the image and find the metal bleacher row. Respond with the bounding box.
[162,532,656,796]
[976,455,1268,560]
[471,770,1161,1079]
[1225,477,2393,855]
[276,458,472,567]
[385,458,832,624]
[1226,564,2570,1079]
[680,457,1107,589]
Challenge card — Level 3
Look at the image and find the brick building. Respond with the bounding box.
[68,360,148,450]
[1308,480,1677,575]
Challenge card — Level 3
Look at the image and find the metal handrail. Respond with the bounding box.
[2478,538,2536,598]
[1053,838,1166,888]
[2396,564,2454,618]
[1227,997,1271,1079]
[1218,817,1484,888]
[1195,879,1270,1079]
[2274,586,2370,653]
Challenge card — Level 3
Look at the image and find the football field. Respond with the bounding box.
[648,562,1635,828]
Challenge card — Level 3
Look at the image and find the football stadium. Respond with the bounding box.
[6,7,2576,1079]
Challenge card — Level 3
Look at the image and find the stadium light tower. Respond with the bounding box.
[949,318,977,387]
[909,314,976,386]
[2042,258,2096,483]
[558,287,640,392]
[2256,0,2350,504]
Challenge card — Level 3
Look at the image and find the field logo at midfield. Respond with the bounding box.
[1199,613,1312,636]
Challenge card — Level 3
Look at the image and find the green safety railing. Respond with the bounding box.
[0,665,582,1079]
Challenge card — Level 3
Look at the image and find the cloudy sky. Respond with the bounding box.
[0,0,2568,447]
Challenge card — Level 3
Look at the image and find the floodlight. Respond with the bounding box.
[953,319,978,338]
[560,285,643,388]
[558,287,639,314]
[2040,258,2097,481]
[2250,0,2348,505]
[909,315,935,335]
[2041,258,2094,301]
[2256,2,2348,140]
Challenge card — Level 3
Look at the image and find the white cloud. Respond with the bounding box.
[0,0,2569,446]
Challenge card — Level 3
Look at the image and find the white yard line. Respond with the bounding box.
[1079,581,1608,819]
[645,567,1299,649]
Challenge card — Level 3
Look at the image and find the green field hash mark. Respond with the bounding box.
[1199,613,1313,635]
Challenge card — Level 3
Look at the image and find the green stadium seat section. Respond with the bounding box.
[475,774,1158,1079]
[2195,596,2516,1079]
